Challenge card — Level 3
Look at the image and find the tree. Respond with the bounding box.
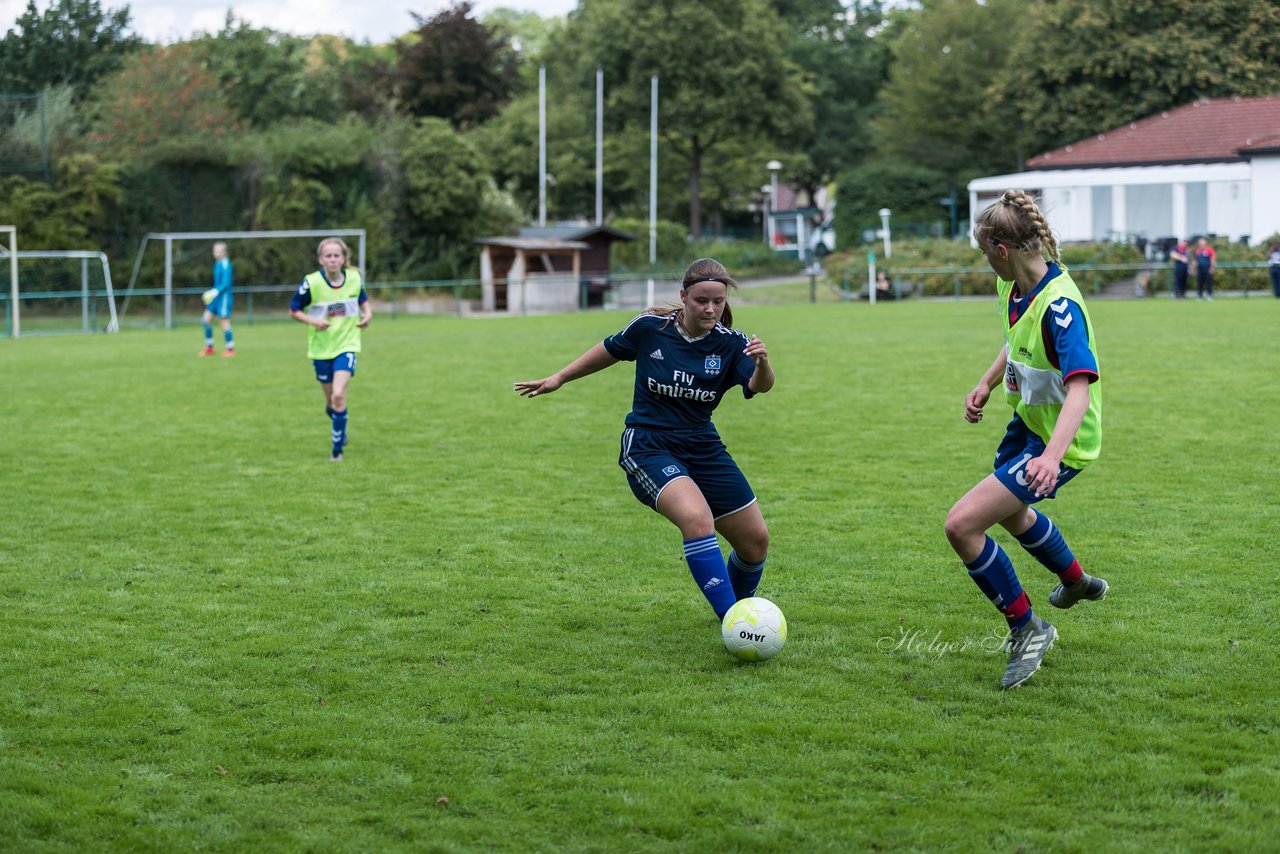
[0,153,122,248]
[468,80,627,223]
[88,44,239,161]
[772,1,892,203]
[560,0,812,239]
[191,17,347,129]
[0,0,142,100]
[481,8,560,62]
[993,0,1280,158]
[250,174,334,231]
[10,86,84,158]
[870,0,1029,184]
[334,41,398,123]
[402,117,489,241]
[833,159,946,248]
[227,117,377,231]
[392,2,523,128]
[87,44,240,233]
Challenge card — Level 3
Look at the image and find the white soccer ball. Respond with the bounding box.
[201,288,219,306]
[721,597,787,661]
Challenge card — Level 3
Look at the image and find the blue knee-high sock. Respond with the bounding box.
[224,327,234,349]
[966,535,1033,630]
[683,535,736,619]
[1014,509,1082,584]
[331,409,348,453]
[727,550,765,600]
[202,323,213,346]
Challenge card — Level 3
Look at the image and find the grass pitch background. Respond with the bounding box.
[1,297,1277,850]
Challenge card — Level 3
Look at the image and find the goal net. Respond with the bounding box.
[117,229,367,329]
[0,93,48,180]
[0,229,120,338]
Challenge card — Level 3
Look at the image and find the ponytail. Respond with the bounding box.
[974,190,1061,265]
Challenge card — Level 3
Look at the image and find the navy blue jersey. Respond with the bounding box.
[602,312,757,431]
[1195,245,1215,273]
[1007,263,1099,383]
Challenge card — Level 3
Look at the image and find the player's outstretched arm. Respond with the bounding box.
[514,342,618,398]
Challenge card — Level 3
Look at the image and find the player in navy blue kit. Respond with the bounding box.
[515,258,775,625]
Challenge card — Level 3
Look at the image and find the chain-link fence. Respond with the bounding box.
[5,260,1277,337]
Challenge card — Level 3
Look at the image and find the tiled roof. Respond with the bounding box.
[1027,97,1280,169]
[1246,130,1280,154]
[519,225,637,242]
[474,236,589,251]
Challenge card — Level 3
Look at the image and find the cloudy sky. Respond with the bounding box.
[2,0,579,44]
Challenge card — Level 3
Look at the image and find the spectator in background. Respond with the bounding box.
[1168,238,1190,300]
[874,269,897,301]
[1269,242,1280,299]
[1194,237,1216,300]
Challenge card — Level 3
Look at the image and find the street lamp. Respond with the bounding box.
[766,160,782,213]
[879,207,892,258]
[760,185,772,243]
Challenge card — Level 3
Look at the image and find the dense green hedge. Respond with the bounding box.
[822,236,1279,297]
[611,217,806,280]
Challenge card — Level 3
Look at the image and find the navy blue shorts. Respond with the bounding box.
[993,416,1081,504]
[313,352,357,383]
[618,427,756,519]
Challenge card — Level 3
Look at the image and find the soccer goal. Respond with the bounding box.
[0,230,120,338]
[1,225,15,336]
[118,229,367,329]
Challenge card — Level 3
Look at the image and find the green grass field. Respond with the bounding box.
[2,297,1277,851]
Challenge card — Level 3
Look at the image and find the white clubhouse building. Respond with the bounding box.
[968,97,1280,247]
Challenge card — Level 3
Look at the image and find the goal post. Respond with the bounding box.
[0,240,120,338]
[1,226,17,338]
[26,251,118,334]
[119,229,367,329]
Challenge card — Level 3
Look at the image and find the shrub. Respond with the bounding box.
[823,237,1160,297]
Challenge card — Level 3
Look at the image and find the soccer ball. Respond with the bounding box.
[201,288,219,306]
[721,597,787,661]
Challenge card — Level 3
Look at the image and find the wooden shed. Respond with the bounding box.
[476,236,589,313]
[516,224,637,277]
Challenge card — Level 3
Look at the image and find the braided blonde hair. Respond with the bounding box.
[974,190,1061,265]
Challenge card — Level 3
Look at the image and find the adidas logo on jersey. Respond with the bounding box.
[702,576,725,590]
[650,349,664,360]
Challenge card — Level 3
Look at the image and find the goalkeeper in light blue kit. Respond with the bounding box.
[515,258,775,626]
[289,237,372,461]
[200,241,235,357]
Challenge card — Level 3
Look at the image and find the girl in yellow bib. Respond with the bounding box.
[289,237,372,461]
[944,190,1108,689]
